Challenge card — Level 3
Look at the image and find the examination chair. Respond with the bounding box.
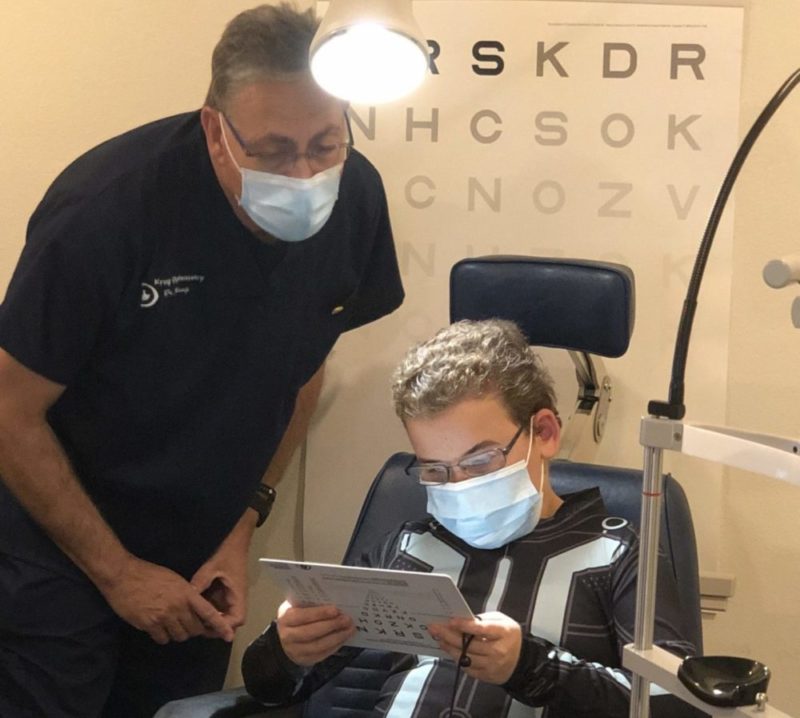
[155,257,703,718]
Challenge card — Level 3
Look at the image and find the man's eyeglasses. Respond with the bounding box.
[405,425,526,485]
[221,112,353,175]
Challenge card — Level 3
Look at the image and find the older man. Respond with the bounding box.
[0,4,402,717]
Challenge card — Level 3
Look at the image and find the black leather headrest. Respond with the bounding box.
[449,256,635,357]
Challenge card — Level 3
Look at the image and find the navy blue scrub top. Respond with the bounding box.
[0,112,404,576]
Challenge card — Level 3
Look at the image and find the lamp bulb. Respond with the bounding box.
[311,24,428,104]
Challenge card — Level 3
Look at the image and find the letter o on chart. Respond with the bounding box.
[533,181,566,214]
[601,113,635,148]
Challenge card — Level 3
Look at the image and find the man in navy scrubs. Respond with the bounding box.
[0,4,403,717]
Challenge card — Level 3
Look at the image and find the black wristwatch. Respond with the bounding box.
[249,483,277,527]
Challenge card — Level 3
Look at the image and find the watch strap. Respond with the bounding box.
[250,483,277,527]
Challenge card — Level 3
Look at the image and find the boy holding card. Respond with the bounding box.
[242,319,700,717]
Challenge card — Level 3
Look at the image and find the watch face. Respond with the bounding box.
[251,484,276,527]
[260,485,276,504]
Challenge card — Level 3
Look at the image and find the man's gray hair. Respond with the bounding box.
[392,319,558,426]
[205,3,319,110]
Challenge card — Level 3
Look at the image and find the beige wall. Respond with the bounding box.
[2,0,800,713]
[711,0,800,704]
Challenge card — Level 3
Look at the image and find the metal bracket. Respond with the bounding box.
[557,351,612,459]
[594,375,612,443]
[639,416,684,451]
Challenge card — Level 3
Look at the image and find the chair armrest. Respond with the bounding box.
[153,687,303,718]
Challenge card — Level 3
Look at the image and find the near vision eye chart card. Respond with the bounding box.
[260,559,475,658]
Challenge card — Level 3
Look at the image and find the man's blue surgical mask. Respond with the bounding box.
[425,430,543,550]
[220,114,342,242]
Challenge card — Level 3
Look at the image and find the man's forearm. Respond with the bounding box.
[261,363,326,488]
[0,416,130,589]
[224,502,259,549]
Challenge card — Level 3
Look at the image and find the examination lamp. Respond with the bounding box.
[649,67,800,422]
[310,0,428,104]
[628,68,800,718]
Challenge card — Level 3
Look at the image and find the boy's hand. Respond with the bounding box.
[276,600,356,666]
[429,611,522,685]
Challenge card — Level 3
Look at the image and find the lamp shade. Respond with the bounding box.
[310,0,428,104]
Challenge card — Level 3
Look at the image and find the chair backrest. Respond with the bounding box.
[450,255,637,460]
[303,453,703,717]
[450,256,635,357]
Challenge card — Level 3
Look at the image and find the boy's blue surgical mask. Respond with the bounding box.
[219,114,342,242]
[425,430,543,549]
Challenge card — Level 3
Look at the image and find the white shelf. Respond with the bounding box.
[681,424,800,485]
[623,645,791,717]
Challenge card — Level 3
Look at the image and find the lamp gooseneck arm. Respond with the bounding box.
[648,67,800,420]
